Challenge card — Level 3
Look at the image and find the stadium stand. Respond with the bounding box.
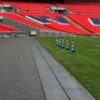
[0,23,17,31]
[45,20,89,35]
[19,11,89,35]
[0,2,99,36]
[56,4,100,13]
[68,13,100,35]
[0,2,51,11]
[0,12,51,30]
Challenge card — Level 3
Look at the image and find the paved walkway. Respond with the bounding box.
[0,37,46,100]
[0,36,94,100]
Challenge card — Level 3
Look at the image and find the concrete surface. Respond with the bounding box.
[0,37,46,100]
[31,38,69,100]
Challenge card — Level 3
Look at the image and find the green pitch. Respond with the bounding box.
[37,36,100,100]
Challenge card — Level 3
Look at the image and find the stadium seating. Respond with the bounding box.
[0,12,51,30]
[19,11,89,35]
[45,20,89,35]
[68,13,100,35]
[56,4,100,13]
[0,2,51,11]
[0,24,17,31]
[0,2,99,36]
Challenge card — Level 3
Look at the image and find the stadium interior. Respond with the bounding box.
[0,0,100,36]
[0,1,100,100]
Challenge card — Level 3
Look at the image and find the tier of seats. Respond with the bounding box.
[68,13,100,35]
[0,24,16,32]
[0,2,99,36]
[0,2,51,11]
[45,20,89,35]
[19,11,62,20]
[19,11,89,36]
[56,4,100,13]
[0,12,51,30]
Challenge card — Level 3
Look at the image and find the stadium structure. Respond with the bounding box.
[0,0,100,37]
[0,0,99,100]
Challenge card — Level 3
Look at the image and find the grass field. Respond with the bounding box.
[37,36,100,100]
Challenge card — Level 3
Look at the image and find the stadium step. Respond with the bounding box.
[1,17,39,32]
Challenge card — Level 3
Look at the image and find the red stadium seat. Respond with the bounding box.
[0,2,98,36]
[56,4,100,13]
[68,13,100,35]
[0,2,51,11]
[0,12,51,30]
[19,11,89,36]
[0,24,17,32]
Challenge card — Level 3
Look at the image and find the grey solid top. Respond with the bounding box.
[0,37,46,100]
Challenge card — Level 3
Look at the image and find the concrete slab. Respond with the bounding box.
[31,38,69,100]
[0,37,46,100]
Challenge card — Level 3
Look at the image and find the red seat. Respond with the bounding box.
[19,11,89,36]
[68,13,100,35]
[0,12,51,30]
[0,24,17,32]
[0,2,51,11]
[56,4,100,13]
